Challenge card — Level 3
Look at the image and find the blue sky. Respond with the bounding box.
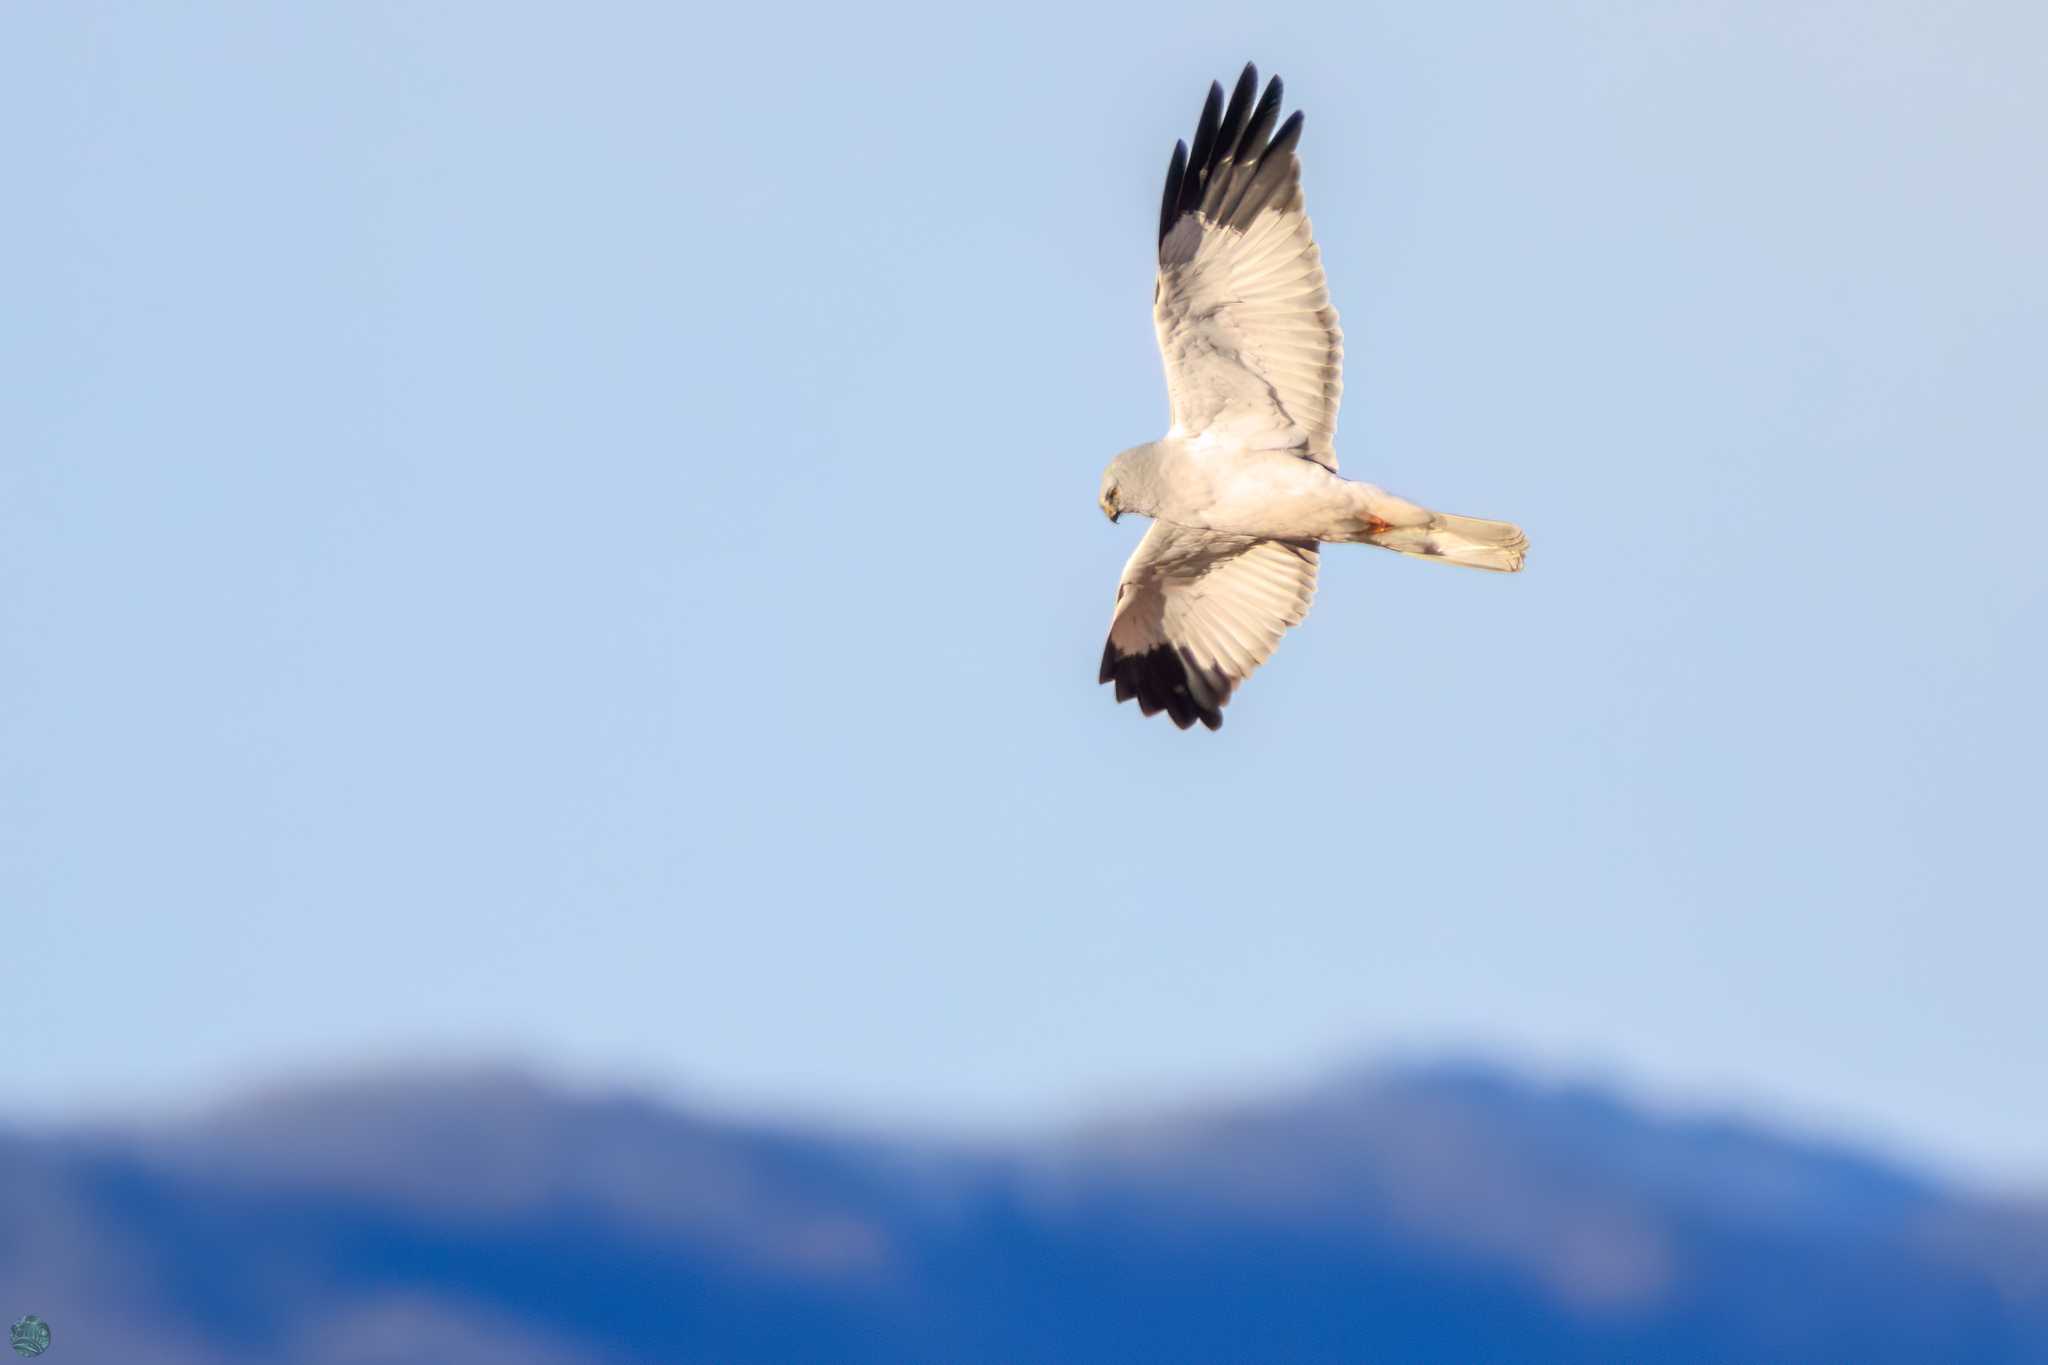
[5,2,2045,1184]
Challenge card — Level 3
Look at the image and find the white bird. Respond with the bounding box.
[1099,64,1527,730]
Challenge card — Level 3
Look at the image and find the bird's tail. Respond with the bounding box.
[1367,511,1528,572]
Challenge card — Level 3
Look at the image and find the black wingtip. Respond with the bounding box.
[1158,139,1189,245]
[1215,64,1258,161]
[1159,66,1306,249]
[1099,640,1225,732]
[1224,109,1306,227]
[1237,76,1284,162]
[1270,108,1305,156]
[1177,81,1227,222]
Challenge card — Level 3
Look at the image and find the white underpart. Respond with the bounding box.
[1121,440,1429,540]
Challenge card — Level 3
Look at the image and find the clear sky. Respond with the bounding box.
[5,2,2044,1185]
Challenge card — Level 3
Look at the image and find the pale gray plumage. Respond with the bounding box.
[1098,64,1528,731]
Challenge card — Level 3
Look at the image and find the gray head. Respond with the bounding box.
[1098,445,1160,524]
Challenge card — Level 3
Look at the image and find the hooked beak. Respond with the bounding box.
[1099,496,1120,524]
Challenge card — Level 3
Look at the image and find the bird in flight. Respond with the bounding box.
[1099,64,1527,730]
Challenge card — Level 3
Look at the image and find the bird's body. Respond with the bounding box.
[1106,438,1422,542]
[1097,64,1527,731]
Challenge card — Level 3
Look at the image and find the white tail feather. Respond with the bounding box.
[1369,512,1528,572]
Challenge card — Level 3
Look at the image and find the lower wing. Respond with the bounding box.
[1099,524,1318,731]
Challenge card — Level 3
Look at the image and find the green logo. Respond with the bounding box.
[8,1317,49,1358]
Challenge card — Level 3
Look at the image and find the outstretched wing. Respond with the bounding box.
[1155,64,1344,469]
[1099,523,1318,731]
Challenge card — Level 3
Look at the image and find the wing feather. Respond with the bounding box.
[1155,67,1342,469]
[1098,523,1318,731]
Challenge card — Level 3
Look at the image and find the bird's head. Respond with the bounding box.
[1099,446,1161,524]
[1098,450,1145,524]
[1098,475,1122,524]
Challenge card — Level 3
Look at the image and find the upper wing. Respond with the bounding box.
[1098,522,1318,731]
[1154,65,1344,469]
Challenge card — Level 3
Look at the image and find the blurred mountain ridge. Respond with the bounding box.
[4,1056,2045,1363]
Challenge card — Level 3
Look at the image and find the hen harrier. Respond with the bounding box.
[1098,64,1527,730]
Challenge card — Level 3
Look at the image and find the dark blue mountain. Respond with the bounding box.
[4,1060,2044,1363]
